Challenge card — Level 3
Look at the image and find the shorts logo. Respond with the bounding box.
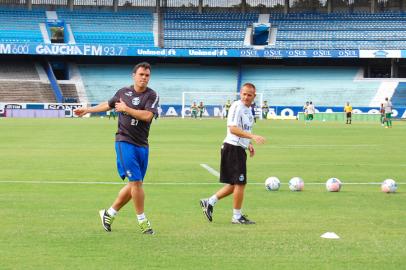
[239,174,245,181]
[132,97,140,105]
[126,170,132,178]
[125,91,133,97]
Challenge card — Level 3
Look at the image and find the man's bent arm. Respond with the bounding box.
[124,108,154,122]
[87,102,111,113]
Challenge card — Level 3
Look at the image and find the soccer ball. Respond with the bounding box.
[326,178,342,192]
[289,177,304,191]
[265,177,280,191]
[381,179,397,193]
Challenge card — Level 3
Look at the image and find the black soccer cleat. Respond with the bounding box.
[143,229,154,235]
[99,209,114,232]
[232,215,255,225]
[200,199,213,222]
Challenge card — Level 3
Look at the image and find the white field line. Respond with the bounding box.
[200,164,220,177]
[268,145,379,149]
[259,164,406,167]
[0,181,405,185]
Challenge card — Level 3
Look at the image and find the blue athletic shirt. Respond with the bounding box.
[108,86,159,147]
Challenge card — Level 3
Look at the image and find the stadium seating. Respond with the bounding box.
[163,11,406,49]
[2,8,406,50]
[0,81,56,103]
[59,84,79,102]
[77,64,386,107]
[240,66,381,107]
[57,10,154,45]
[269,12,406,49]
[163,11,259,48]
[78,64,238,104]
[0,9,45,43]
[0,62,40,80]
[0,62,59,103]
[148,64,238,105]
[392,82,406,107]
[78,64,132,103]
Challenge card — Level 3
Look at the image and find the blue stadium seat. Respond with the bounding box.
[79,64,381,107]
[0,9,45,43]
[78,64,238,104]
[392,82,406,107]
[240,66,380,107]
[269,12,406,49]
[57,10,154,46]
[163,10,258,48]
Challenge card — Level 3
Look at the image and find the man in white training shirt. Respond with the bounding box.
[200,83,266,224]
[382,97,393,128]
[307,101,315,121]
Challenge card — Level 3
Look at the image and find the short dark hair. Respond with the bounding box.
[133,62,151,74]
[242,82,256,91]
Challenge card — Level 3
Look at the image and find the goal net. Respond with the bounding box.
[181,91,263,119]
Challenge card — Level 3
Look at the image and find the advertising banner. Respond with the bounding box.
[2,103,405,119]
[0,43,364,59]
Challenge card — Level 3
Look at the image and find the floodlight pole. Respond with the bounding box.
[198,0,203,13]
[241,0,246,13]
[371,0,377,13]
[68,0,74,11]
[156,0,160,13]
[327,0,332,14]
[284,0,289,14]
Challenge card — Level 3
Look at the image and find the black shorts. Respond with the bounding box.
[220,143,247,185]
[346,112,352,118]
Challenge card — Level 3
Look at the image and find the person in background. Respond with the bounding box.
[303,101,309,121]
[380,103,385,126]
[107,109,116,120]
[382,97,393,128]
[261,101,269,119]
[344,101,352,124]
[251,102,257,123]
[198,101,205,119]
[224,99,231,118]
[191,102,198,119]
[307,101,315,121]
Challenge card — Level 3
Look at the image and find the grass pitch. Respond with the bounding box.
[0,118,405,269]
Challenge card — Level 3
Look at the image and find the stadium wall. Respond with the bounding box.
[1,102,406,119]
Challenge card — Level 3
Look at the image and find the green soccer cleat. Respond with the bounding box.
[139,219,154,235]
[99,209,114,232]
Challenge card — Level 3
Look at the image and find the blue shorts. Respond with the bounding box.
[115,141,149,181]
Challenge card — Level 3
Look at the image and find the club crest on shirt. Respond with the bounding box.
[125,91,133,97]
[132,97,140,105]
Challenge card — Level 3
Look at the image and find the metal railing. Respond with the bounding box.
[0,0,404,12]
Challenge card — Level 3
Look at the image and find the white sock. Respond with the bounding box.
[107,207,118,217]
[137,213,146,224]
[233,209,242,220]
[208,195,218,206]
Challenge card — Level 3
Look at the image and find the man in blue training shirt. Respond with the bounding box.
[74,62,159,234]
